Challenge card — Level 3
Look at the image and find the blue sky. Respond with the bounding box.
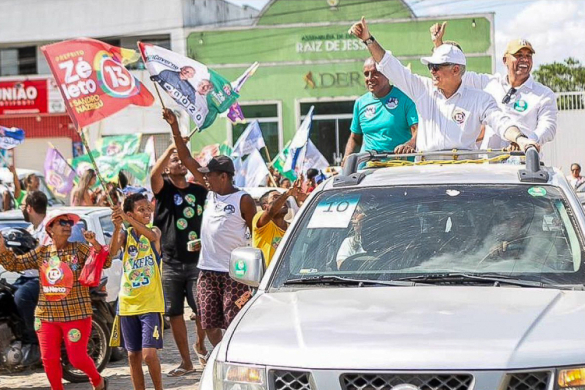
[225,0,585,72]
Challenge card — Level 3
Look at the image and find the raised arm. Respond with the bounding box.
[150,142,175,195]
[10,166,21,201]
[162,108,205,184]
[349,17,429,101]
[107,207,125,259]
[257,181,301,229]
[116,204,161,254]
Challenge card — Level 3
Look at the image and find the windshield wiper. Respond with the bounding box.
[283,275,415,287]
[394,273,570,289]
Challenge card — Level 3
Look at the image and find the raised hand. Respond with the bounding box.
[430,21,447,45]
[348,16,371,41]
[162,108,177,125]
[82,229,99,246]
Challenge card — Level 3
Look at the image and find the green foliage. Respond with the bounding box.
[534,58,585,110]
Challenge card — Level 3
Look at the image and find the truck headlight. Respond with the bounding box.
[213,361,267,390]
[558,367,585,389]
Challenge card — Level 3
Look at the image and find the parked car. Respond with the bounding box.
[0,168,65,208]
[200,149,585,390]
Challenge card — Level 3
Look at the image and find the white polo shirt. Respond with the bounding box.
[377,51,518,152]
[462,72,558,148]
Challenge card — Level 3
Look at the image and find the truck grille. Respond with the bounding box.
[506,372,551,390]
[341,373,473,390]
[272,370,312,390]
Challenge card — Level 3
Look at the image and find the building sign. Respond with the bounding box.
[0,78,65,115]
[296,33,366,53]
[304,71,362,89]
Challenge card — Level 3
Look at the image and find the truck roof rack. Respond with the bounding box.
[334,148,548,187]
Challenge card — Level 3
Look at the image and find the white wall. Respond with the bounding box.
[541,109,585,175]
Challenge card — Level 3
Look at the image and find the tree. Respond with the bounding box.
[534,58,585,110]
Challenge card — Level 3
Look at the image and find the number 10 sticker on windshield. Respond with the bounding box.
[307,195,361,229]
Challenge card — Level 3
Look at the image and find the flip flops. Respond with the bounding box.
[194,345,212,367]
[167,367,196,377]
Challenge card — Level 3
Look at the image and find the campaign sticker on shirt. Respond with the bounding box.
[514,100,528,112]
[174,194,184,206]
[184,207,195,219]
[197,205,203,216]
[128,245,138,258]
[185,194,196,205]
[176,218,188,230]
[224,204,236,214]
[188,231,198,241]
[452,109,467,125]
[40,260,74,301]
[68,328,81,343]
[364,105,376,119]
[307,195,361,229]
[138,238,150,252]
[34,317,41,332]
[385,97,399,110]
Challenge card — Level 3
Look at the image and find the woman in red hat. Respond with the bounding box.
[0,210,116,390]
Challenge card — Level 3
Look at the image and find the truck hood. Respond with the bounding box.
[226,286,585,369]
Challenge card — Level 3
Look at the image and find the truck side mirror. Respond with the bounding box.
[229,247,265,288]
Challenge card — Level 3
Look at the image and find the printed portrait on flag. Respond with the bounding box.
[139,43,239,130]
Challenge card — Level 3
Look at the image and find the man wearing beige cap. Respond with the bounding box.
[348,17,538,153]
[431,22,558,149]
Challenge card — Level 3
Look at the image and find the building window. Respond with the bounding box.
[231,103,281,161]
[0,46,37,76]
[300,100,355,165]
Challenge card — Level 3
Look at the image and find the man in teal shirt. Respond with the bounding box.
[344,57,418,161]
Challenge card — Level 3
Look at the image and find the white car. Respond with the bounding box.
[0,206,122,301]
[201,149,585,390]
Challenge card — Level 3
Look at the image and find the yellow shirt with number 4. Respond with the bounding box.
[252,211,286,267]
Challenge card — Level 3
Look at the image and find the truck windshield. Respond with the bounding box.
[271,185,585,288]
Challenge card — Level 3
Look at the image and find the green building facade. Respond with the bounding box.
[187,0,494,164]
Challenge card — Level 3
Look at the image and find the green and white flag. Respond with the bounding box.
[95,134,141,158]
[271,141,296,182]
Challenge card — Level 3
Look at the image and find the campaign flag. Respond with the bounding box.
[41,38,154,129]
[283,106,314,173]
[0,126,25,150]
[144,135,156,168]
[232,121,266,158]
[234,149,269,188]
[95,134,141,158]
[227,62,260,124]
[195,144,220,166]
[302,140,329,174]
[219,143,233,157]
[44,145,77,197]
[139,42,239,131]
[116,153,151,182]
[271,141,296,182]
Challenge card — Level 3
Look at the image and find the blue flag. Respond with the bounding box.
[0,126,25,150]
[284,106,314,173]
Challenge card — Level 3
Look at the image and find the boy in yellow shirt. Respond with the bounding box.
[252,179,304,266]
[110,193,164,390]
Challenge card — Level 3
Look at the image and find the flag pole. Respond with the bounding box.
[152,83,166,110]
[262,146,278,187]
[78,128,114,206]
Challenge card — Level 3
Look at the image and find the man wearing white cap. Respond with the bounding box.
[348,17,539,152]
[431,22,557,149]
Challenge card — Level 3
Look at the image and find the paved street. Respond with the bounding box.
[0,312,205,390]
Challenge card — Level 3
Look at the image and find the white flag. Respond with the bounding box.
[232,120,266,157]
[302,140,329,174]
[144,135,156,168]
[284,106,314,172]
[234,149,269,187]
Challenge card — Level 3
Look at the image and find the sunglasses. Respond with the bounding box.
[502,87,517,104]
[55,219,75,227]
[427,63,454,72]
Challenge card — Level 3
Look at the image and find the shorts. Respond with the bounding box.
[196,270,251,330]
[120,313,163,352]
[162,261,199,317]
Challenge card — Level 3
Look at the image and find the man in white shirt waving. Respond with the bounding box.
[348,17,539,153]
[431,22,558,149]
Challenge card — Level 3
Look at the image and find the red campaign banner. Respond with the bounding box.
[0,79,49,115]
[41,38,154,130]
